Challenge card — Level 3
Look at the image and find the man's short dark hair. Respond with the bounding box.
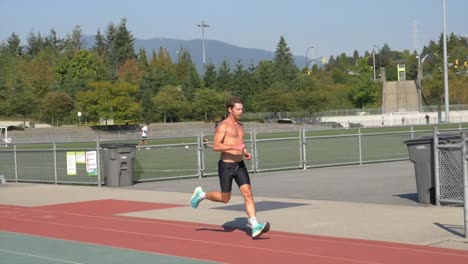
[226,96,243,111]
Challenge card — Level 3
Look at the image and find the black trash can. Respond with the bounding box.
[100,143,137,187]
[404,134,460,204]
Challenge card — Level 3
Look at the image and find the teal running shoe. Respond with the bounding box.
[252,221,270,238]
[191,186,204,208]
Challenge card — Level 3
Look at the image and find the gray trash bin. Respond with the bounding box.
[404,134,460,204]
[101,143,136,187]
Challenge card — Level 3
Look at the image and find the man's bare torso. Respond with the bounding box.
[218,119,245,162]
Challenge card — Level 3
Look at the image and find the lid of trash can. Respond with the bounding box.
[403,134,460,145]
[404,138,433,145]
[101,143,137,148]
[438,134,460,141]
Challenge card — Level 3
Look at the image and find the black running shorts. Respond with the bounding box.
[218,160,251,192]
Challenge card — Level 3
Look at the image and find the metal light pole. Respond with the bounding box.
[197,21,210,71]
[373,45,381,80]
[416,54,423,112]
[442,0,450,122]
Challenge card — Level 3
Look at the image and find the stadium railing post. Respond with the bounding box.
[301,128,307,170]
[96,136,101,187]
[358,128,363,165]
[434,127,441,206]
[53,141,58,184]
[14,143,18,183]
[462,131,468,238]
[252,131,258,173]
[197,130,204,178]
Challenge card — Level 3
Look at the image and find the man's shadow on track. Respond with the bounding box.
[195,217,269,240]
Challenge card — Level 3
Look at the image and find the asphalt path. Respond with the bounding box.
[126,161,422,207]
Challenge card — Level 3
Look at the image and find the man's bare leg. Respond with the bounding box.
[239,184,256,219]
[205,191,231,203]
[239,184,269,237]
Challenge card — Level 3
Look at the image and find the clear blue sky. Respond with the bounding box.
[0,0,467,59]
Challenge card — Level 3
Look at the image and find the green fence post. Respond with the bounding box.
[358,128,362,165]
[96,136,101,187]
[14,143,18,183]
[434,127,440,206]
[198,130,204,179]
[53,142,57,184]
[252,131,258,173]
[301,128,307,170]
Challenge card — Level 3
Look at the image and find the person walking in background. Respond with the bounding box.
[425,114,430,124]
[190,96,269,238]
[138,123,150,149]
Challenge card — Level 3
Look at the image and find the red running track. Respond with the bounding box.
[1,199,468,264]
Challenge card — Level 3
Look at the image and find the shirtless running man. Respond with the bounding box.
[190,96,269,238]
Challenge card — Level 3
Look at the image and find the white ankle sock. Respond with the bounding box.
[250,217,258,227]
[200,192,206,199]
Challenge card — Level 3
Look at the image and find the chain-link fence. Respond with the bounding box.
[463,133,468,238]
[437,141,463,204]
[433,128,466,205]
[433,128,468,238]
[1,126,465,186]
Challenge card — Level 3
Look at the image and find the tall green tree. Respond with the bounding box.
[216,59,231,91]
[149,47,176,87]
[112,18,136,71]
[137,48,150,72]
[252,85,296,113]
[255,60,275,91]
[7,91,38,124]
[75,81,140,124]
[93,29,107,57]
[152,85,191,122]
[103,22,118,77]
[192,88,229,121]
[348,75,378,108]
[273,36,298,81]
[64,25,83,53]
[118,58,143,84]
[230,61,257,107]
[203,63,217,89]
[6,33,22,56]
[175,49,200,98]
[40,91,74,123]
[352,50,360,66]
[0,42,20,92]
[55,50,106,95]
[290,74,328,113]
[44,29,64,55]
[25,48,56,96]
[26,31,44,57]
[423,71,444,107]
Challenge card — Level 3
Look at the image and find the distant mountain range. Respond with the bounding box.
[84,36,309,74]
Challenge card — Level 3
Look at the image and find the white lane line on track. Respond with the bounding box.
[0,248,83,264]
